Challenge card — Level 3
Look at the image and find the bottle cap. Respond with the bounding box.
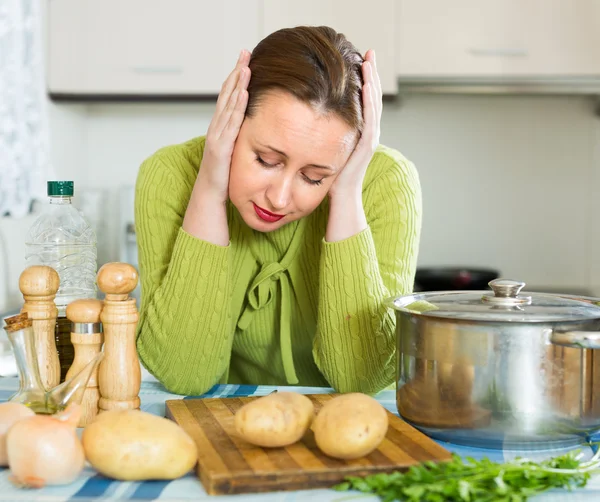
[47,181,74,197]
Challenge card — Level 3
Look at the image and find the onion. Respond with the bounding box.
[6,403,85,488]
[0,403,35,466]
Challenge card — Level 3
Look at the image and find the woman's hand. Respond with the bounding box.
[329,49,382,200]
[198,50,252,203]
[325,50,382,243]
[183,50,250,245]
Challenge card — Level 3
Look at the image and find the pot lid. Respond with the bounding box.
[389,279,600,322]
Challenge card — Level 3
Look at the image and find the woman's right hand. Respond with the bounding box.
[199,50,251,203]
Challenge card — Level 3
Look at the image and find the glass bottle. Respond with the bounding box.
[3,313,103,415]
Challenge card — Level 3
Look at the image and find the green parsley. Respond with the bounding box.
[333,450,600,501]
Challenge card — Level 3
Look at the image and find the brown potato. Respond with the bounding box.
[234,392,314,447]
[313,393,388,460]
[82,410,198,481]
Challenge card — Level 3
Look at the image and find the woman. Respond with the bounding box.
[134,26,422,396]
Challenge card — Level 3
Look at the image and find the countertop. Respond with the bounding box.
[0,378,598,501]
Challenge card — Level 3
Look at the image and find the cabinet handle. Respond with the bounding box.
[130,66,184,74]
[467,48,528,58]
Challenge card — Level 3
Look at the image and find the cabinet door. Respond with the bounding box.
[528,1,600,75]
[395,0,600,77]
[261,0,397,95]
[48,0,261,95]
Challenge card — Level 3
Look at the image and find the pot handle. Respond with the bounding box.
[550,331,600,349]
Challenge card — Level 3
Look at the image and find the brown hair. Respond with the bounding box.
[247,26,365,134]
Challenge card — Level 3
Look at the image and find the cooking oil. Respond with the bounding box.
[55,316,75,383]
[25,401,66,415]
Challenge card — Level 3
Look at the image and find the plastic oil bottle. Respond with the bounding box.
[25,181,97,381]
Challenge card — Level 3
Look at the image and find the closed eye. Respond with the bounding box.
[255,155,276,168]
[302,174,323,186]
[256,154,323,185]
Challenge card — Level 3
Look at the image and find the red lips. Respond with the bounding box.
[253,203,284,223]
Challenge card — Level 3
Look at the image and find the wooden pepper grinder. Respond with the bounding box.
[97,263,141,412]
[66,299,104,426]
[19,265,61,390]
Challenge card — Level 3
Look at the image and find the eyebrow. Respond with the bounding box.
[258,143,335,172]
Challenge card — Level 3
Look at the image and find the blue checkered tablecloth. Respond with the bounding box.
[0,377,598,501]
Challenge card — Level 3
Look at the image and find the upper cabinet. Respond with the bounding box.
[395,0,600,78]
[261,0,397,95]
[48,0,261,96]
[47,0,600,99]
[48,0,397,98]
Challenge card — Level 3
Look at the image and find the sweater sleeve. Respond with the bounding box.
[134,150,233,395]
[313,151,422,394]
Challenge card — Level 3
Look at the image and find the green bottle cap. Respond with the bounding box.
[47,181,74,197]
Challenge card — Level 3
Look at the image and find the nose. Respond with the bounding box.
[265,173,293,211]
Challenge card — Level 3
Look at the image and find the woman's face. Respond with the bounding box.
[228,90,357,232]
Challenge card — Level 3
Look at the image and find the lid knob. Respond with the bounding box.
[489,279,526,298]
[483,278,532,306]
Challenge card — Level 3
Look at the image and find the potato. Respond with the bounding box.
[312,393,388,460]
[234,392,314,447]
[82,409,197,481]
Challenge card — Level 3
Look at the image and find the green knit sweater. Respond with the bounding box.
[134,136,422,396]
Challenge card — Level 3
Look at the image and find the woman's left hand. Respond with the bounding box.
[329,49,382,200]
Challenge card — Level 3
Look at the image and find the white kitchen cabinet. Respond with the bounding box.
[261,0,397,95]
[396,0,600,78]
[48,0,261,96]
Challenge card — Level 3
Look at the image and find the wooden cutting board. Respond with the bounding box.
[165,394,452,495]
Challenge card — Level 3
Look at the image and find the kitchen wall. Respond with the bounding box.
[2,92,599,312]
[65,93,600,292]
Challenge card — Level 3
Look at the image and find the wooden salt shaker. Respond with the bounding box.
[19,266,60,390]
[97,263,141,412]
[66,299,104,426]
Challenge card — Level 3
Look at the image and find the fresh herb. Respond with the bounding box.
[333,450,600,501]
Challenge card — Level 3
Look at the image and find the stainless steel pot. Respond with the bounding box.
[387,279,600,449]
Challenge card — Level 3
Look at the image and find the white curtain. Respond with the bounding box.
[0,0,53,218]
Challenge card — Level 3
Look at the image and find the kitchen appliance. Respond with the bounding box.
[414,267,500,291]
[119,186,140,305]
[166,394,451,495]
[387,279,600,449]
